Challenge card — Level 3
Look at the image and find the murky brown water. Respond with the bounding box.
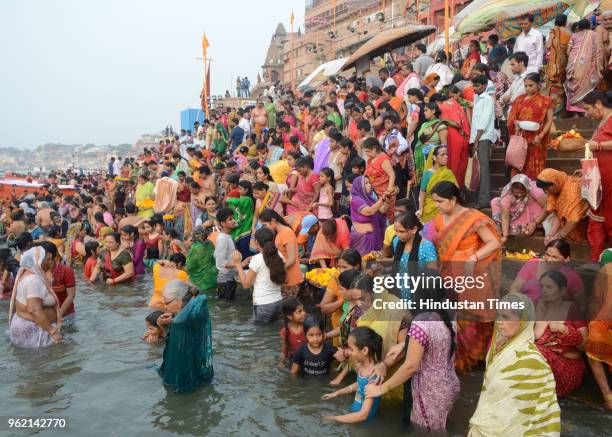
[1,274,609,436]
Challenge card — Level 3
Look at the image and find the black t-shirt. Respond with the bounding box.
[292,342,337,376]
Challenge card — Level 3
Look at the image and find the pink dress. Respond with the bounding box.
[517,259,585,305]
[408,312,460,432]
[286,173,319,215]
[491,182,546,235]
[317,188,333,220]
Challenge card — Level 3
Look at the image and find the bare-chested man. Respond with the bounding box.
[118,203,146,230]
[35,201,53,231]
[251,100,268,144]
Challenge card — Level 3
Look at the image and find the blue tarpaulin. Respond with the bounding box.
[180,109,206,132]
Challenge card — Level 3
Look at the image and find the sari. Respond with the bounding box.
[508,92,552,180]
[461,49,481,79]
[264,102,277,129]
[415,119,446,183]
[185,240,218,292]
[545,26,571,113]
[364,152,394,220]
[468,294,561,437]
[100,249,133,283]
[8,247,61,348]
[64,221,82,266]
[158,294,214,393]
[421,167,458,223]
[226,196,254,242]
[439,99,470,188]
[154,177,178,214]
[212,122,229,154]
[565,30,604,110]
[135,181,155,218]
[537,168,588,241]
[491,174,546,236]
[588,116,612,256]
[349,176,386,255]
[433,209,501,373]
[309,218,350,265]
[256,191,283,216]
[286,172,319,215]
[587,251,612,365]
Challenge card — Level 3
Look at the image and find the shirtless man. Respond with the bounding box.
[251,100,268,144]
[35,201,54,231]
[118,203,146,230]
[596,10,612,89]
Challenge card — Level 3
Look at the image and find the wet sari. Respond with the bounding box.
[468,294,561,437]
[135,181,155,218]
[565,30,604,110]
[158,294,214,393]
[439,99,470,188]
[545,26,571,113]
[433,209,501,373]
[185,240,218,292]
[508,92,552,180]
[309,218,350,265]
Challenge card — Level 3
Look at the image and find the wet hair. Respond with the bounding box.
[431,181,464,205]
[303,315,324,336]
[146,310,164,328]
[259,208,290,227]
[546,239,571,258]
[17,232,33,251]
[282,297,304,351]
[85,240,100,259]
[168,252,186,267]
[582,91,612,108]
[524,72,542,84]
[348,326,382,362]
[121,224,139,239]
[411,269,456,359]
[216,207,235,224]
[539,269,567,290]
[254,227,287,285]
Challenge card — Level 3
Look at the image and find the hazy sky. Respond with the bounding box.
[0,0,305,148]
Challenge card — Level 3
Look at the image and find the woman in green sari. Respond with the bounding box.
[468,293,561,437]
[418,146,457,223]
[414,103,448,185]
[185,226,218,293]
[226,180,255,258]
[135,173,155,218]
[212,116,229,154]
[157,280,213,393]
[264,96,277,130]
[325,102,343,130]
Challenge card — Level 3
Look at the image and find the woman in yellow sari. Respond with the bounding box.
[431,181,502,373]
[135,173,155,218]
[469,293,561,437]
[418,146,457,223]
[545,14,571,114]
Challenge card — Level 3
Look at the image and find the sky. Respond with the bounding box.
[0,0,305,148]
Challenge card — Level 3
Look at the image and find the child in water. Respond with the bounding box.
[279,297,307,368]
[291,316,338,377]
[143,310,167,343]
[83,241,100,280]
[322,326,382,423]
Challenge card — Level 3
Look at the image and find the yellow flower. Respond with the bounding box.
[137,199,154,209]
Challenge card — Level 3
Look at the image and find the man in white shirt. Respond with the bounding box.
[238,111,251,144]
[501,52,529,113]
[515,15,544,73]
[471,75,497,209]
[113,157,122,176]
[379,67,396,89]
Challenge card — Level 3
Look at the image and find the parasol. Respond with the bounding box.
[341,24,437,71]
[298,57,348,91]
[427,26,462,55]
[454,0,586,38]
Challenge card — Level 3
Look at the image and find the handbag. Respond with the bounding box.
[580,143,602,210]
[465,148,480,191]
[505,132,528,171]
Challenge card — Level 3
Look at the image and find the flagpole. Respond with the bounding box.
[202,33,210,120]
[444,0,450,56]
[291,11,295,91]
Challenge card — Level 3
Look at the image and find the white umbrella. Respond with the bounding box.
[298,57,348,91]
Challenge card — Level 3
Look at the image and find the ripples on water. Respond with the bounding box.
[0,274,609,436]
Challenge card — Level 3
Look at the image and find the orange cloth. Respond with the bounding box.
[275,225,304,287]
[150,263,189,308]
[309,218,350,264]
[586,263,612,366]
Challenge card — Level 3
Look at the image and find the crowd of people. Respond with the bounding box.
[1,9,611,435]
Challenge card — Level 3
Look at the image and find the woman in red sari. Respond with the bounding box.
[285,156,320,215]
[461,40,482,79]
[309,218,350,268]
[507,73,554,180]
[431,181,502,373]
[439,91,470,188]
[583,91,612,262]
[363,137,396,221]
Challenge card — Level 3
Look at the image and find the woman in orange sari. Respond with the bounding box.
[439,92,470,188]
[586,249,612,410]
[431,181,502,373]
[507,73,554,180]
[363,137,396,221]
[309,217,350,268]
[545,15,571,114]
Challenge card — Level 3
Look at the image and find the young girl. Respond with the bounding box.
[142,219,164,266]
[143,310,167,343]
[313,167,334,221]
[166,228,188,257]
[291,316,338,377]
[83,241,100,279]
[322,326,383,423]
[252,182,283,234]
[279,297,307,368]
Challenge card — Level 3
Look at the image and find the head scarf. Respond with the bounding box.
[537,168,587,223]
[500,173,532,199]
[350,176,378,224]
[192,225,210,244]
[8,246,60,325]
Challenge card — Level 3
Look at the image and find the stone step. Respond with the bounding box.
[491,147,585,160]
[552,117,599,133]
[504,234,592,262]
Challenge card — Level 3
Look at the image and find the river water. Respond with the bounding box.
[0,274,610,437]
